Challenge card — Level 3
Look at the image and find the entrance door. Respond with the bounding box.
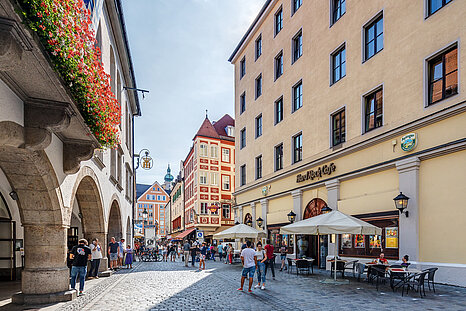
[303,198,328,269]
[0,220,16,281]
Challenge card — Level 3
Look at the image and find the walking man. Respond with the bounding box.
[88,238,102,279]
[264,240,276,280]
[238,241,257,293]
[190,241,199,267]
[108,237,119,270]
[183,240,191,267]
[70,238,92,296]
[217,243,223,261]
[199,242,207,270]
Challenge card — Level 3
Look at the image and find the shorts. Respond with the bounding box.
[118,253,124,258]
[169,251,175,256]
[280,254,287,260]
[199,254,206,261]
[242,266,256,278]
[109,253,118,261]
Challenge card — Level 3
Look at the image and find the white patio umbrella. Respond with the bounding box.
[213,223,266,239]
[280,210,382,281]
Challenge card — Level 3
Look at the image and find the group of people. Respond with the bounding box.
[108,237,134,269]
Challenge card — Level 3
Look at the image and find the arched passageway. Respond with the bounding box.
[108,200,122,242]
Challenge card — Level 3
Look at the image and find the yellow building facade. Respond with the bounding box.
[230,0,466,285]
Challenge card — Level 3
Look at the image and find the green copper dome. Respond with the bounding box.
[164,164,174,182]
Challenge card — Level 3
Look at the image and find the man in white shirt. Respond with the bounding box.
[89,238,103,279]
[238,241,257,293]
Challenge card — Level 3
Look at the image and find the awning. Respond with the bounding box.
[177,228,196,239]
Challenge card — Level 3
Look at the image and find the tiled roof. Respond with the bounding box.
[213,114,235,137]
[136,183,151,199]
[194,117,219,139]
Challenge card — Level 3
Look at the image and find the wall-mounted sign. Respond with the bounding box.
[262,185,270,196]
[401,133,417,152]
[141,155,153,170]
[296,163,336,183]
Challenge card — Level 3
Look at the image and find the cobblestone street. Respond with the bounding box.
[47,259,466,311]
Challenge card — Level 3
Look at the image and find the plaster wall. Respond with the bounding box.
[0,79,23,126]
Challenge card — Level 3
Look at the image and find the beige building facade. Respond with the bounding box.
[230,0,466,286]
[170,176,184,237]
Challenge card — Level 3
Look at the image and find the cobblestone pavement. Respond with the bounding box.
[54,259,466,311]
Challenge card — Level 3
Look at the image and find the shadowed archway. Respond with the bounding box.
[108,199,122,241]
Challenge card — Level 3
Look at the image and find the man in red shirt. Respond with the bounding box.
[264,240,275,280]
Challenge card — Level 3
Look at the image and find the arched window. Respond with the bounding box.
[0,192,11,219]
[303,198,327,219]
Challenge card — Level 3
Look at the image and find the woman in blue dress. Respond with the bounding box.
[124,245,133,269]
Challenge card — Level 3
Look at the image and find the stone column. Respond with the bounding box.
[251,202,256,228]
[291,190,303,221]
[325,179,340,262]
[238,205,244,224]
[396,157,420,261]
[86,231,108,272]
[260,199,268,232]
[12,224,75,304]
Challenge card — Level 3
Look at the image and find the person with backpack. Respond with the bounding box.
[69,238,92,296]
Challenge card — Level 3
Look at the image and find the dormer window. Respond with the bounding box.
[225,125,235,137]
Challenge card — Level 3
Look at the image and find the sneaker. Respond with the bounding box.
[261,285,265,290]
[254,284,261,289]
[95,276,99,279]
[79,291,83,296]
[248,289,252,293]
[237,288,243,291]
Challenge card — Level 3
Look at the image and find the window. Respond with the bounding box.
[293,133,303,163]
[199,143,208,157]
[255,35,262,60]
[255,114,262,138]
[240,165,246,186]
[364,14,383,61]
[240,57,246,79]
[332,109,346,146]
[428,0,453,16]
[201,202,208,215]
[332,45,346,84]
[292,81,303,112]
[222,175,230,191]
[275,51,283,80]
[255,155,263,179]
[211,145,218,158]
[222,204,231,219]
[364,88,383,132]
[255,74,262,99]
[275,97,283,124]
[211,172,218,186]
[240,92,246,114]
[275,7,283,35]
[275,143,283,171]
[428,46,458,105]
[293,0,302,14]
[200,171,207,185]
[332,0,346,24]
[225,125,234,137]
[292,31,303,62]
[222,148,230,162]
[240,128,246,149]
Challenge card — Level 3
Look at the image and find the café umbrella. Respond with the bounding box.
[280,210,382,281]
[213,223,266,239]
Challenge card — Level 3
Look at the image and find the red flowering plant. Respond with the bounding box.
[18,0,121,147]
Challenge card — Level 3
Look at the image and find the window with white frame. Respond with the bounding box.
[222,148,230,162]
[222,204,231,219]
[222,175,230,191]
[211,145,218,158]
[200,143,208,157]
[200,171,207,185]
[211,172,218,186]
[200,202,208,214]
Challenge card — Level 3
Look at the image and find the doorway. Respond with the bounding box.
[0,193,17,281]
[302,198,328,269]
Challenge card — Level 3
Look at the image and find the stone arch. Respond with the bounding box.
[108,197,122,241]
[244,213,252,225]
[70,166,106,247]
[303,198,328,220]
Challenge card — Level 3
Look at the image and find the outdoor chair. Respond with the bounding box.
[389,266,406,292]
[330,260,345,278]
[296,259,311,275]
[402,271,428,298]
[286,258,295,274]
[370,266,389,291]
[355,263,367,282]
[426,267,438,293]
[344,260,359,278]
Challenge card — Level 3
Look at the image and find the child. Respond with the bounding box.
[124,245,133,269]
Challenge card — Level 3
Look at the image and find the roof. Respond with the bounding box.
[194,117,219,140]
[136,181,169,200]
[213,114,235,138]
[228,0,272,62]
[136,183,151,199]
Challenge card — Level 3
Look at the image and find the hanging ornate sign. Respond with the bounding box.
[400,133,417,152]
[296,163,336,183]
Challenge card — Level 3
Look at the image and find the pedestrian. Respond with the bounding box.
[124,245,133,269]
[177,243,182,259]
[199,242,207,270]
[163,244,168,262]
[279,241,288,271]
[169,244,176,262]
[238,241,257,293]
[108,237,119,270]
[229,243,235,264]
[218,243,223,261]
[183,240,191,267]
[210,244,216,261]
[70,238,92,296]
[254,242,267,290]
[88,238,102,279]
[264,240,275,280]
[190,241,199,267]
[118,238,125,268]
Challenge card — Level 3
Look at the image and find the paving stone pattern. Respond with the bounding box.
[57,260,466,311]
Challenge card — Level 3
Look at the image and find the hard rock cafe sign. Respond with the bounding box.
[296,163,336,183]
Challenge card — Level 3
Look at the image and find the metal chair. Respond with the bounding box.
[344,260,359,278]
[402,271,428,297]
[286,258,295,274]
[389,266,406,292]
[371,266,389,291]
[426,267,438,293]
[296,259,311,275]
[330,260,345,278]
[355,263,367,282]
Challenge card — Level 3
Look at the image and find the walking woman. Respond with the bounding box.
[279,241,287,271]
[124,245,133,269]
[228,243,234,264]
[254,242,267,290]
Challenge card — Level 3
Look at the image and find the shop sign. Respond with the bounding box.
[296,163,336,183]
[400,133,417,152]
[262,185,270,196]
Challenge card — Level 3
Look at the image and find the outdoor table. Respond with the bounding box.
[388,268,423,274]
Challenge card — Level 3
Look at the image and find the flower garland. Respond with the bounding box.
[19,0,121,147]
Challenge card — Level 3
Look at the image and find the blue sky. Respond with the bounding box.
[122,0,264,185]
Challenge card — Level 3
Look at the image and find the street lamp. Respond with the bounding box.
[256,217,263,228]
[246,218,253,227]
[287,211,296,223]
[394,192,409,217]
[321,205,332,214]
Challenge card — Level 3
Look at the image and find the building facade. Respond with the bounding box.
[230,0,465,286]
[169,170,185,237]
[136,181,170,238]
[183,115,236,241]
[0,0,140,303]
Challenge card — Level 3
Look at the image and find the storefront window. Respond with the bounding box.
[341,234,352,248]
[354,234,365,248]
[269,227,293,254]
[385,227,398,249]
[369,235,381,248]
